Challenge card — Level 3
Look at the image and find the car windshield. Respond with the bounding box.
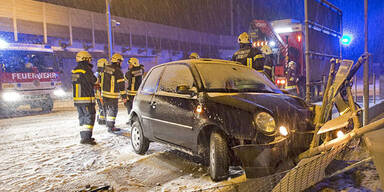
[0,50,57,73]
[196,63,282,93]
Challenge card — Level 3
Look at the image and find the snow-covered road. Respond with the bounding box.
[0,102,382,191]
[0,105,240,191]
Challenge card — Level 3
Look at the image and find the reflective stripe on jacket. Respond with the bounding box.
[125,65,144,96]
[71,62,97,105]
[101,64,127,100]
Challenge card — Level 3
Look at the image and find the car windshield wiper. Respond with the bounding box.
[238,88,276,93]
[206,88,240,93]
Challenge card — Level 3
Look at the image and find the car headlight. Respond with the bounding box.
[2,91,22,102]
[54,88,66,97]
[254,112,276,135]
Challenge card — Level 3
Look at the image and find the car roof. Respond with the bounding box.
[156,58,242,68]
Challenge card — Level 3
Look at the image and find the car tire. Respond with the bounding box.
[42,97,53,112]
[131,120,149,155]
[209,131,229,181]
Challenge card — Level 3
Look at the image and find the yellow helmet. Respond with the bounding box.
[189,52,200,59]
[76,51,92,63]
[238,32,250,44]
[288,61,296,69]
[128,57,140,67]
[111,53,124,64]
[97,58,108,68]
[260,45,272,55]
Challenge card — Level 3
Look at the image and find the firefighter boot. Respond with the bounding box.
[80,131,97,145]
[107,127,121,133]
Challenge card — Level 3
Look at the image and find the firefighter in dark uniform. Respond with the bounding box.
[101,53,127,132]
[260,44,274,81]
[72,51,97,145]
[285,61,299,95]
[232,32,265,73]
[95,58,107,125]
[125,57,144,119]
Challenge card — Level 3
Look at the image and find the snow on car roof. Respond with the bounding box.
[164,58,241,66]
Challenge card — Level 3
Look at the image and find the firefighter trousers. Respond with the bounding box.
[76,104,96,138]
[103,98,119,128]
[125,95,135,115]
[96,99,106,124]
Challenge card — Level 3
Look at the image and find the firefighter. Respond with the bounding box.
[260,44,274,81]
[285,61,299,95]
[232,32,265,72]
[72,51,97,145]
[189,52,200,59]
[125,57,144,121]
[95,58,108,125]
[101,53,127,132]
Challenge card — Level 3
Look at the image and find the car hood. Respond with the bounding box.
[205,92,313,131]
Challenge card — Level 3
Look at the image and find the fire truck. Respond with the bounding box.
[249,17,341,100]
[0,40,65,113]
[249,19,305,94]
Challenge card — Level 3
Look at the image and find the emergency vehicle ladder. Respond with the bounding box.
[252,20,288,61]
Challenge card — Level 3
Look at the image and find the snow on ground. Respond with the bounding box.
[0,100,382,191]
[0,102,242,191]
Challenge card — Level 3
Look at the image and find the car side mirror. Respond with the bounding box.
[176,85,197,96]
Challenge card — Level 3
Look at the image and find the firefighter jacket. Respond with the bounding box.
[101,64,127,100]
[232,44,265,71]
[285,68,298,89]
[94,67,104,100]
[263,55,273,81]
[125,65,144,96]
[71,62,97,105]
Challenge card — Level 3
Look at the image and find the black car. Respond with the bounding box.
[129,59,314,181]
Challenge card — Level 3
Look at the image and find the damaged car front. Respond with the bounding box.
[196,62,314,178]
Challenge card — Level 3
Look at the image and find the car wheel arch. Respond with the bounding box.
[197,124,229,157]
[130,111,139,125]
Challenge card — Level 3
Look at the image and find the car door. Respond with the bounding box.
[151,64,198,148]
[135,66,164,139]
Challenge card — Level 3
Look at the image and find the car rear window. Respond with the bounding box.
[141,66,163,93]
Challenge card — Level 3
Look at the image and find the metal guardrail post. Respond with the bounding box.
[354,76,357,102]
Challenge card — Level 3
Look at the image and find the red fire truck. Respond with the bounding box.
[0,40,65,113]
[249,19,304,90]
[249,18,341,99]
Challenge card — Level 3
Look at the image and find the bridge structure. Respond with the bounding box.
[0,0,237,88]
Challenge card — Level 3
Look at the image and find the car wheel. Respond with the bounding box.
[209,131,229,181]
[131,120,149,155]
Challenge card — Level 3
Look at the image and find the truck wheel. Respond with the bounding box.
[209,131,229,181]
[131,120,149,155]
[42,97,53,112]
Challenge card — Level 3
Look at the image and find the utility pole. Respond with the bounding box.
[363,0,369,126]
[105,0,113,59]
[304,0,311,102]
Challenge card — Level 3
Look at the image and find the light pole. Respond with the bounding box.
[363,0,369,126]
[105,0,113,59]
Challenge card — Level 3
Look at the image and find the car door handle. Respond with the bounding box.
[150,101,157,108]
